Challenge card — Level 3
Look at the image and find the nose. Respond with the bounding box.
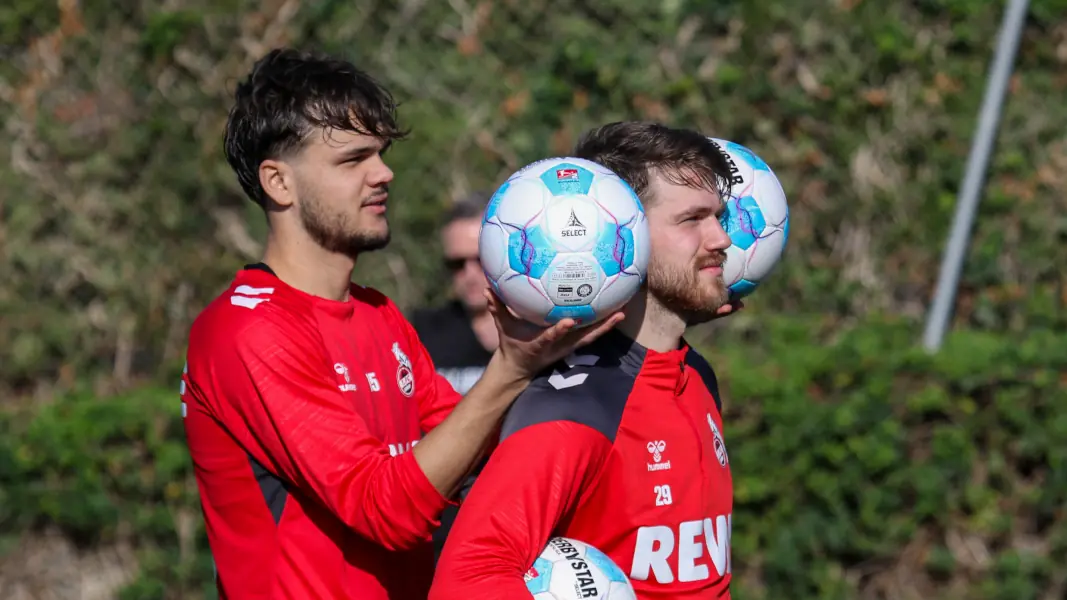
[705,213,732,253]
[367,153,394,187]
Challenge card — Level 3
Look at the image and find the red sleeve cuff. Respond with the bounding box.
[395,450,455,530]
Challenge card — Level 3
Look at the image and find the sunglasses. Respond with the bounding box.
[444,256,481,272]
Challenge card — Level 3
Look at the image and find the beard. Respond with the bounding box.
[299,189,391,259]
[646,250,730,325]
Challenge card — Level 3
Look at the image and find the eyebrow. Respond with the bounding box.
[677,205,714,220]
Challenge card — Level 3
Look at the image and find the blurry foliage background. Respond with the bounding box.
[1,0,1066,598]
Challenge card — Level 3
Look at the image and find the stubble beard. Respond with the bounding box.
[300,191,391,259]
[646,251,730,325]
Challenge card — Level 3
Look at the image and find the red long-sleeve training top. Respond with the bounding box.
[181,264,461,599]
[431,330,733,599]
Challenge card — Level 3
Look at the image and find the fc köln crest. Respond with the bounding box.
[392,342,414,397]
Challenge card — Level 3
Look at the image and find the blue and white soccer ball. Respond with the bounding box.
[524,537,637,600]
[479,157,650,327]
[708,137,790,299]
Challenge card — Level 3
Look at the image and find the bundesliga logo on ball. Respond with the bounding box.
[478,157,650,328]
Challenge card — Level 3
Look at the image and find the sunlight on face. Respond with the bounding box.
[643,171,733,324]
[290,127,395,257]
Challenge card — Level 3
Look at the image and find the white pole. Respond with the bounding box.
[922,0,1030,352]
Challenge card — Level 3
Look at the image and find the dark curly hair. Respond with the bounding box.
[223,48,408,207]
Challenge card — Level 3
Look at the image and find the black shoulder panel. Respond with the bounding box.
[500,346,643,444]
[684,348,722,412]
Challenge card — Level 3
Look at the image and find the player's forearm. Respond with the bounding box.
[412,352,528,498]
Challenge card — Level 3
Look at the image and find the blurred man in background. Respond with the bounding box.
[410,192,498,560]
[412,193,498,395]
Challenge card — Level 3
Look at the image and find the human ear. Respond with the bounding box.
[259,159,294,208]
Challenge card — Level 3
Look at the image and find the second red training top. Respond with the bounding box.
[431,330,734,599]
[182,264,461,599]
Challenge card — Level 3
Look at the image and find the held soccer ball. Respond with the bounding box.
[479,157,650,327]
[708,137,790,299]
[524,537,637,600]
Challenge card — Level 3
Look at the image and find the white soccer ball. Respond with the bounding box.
[524,537,637,600]
[708,137,790,299]
[479,157,650,327]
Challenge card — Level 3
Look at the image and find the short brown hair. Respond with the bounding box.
[573,121,732,205]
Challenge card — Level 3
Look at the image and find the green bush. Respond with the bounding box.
[3,0,1066,397]
[3,320,1064,598]
[0,385,214,599]
[713,320,1067,599]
